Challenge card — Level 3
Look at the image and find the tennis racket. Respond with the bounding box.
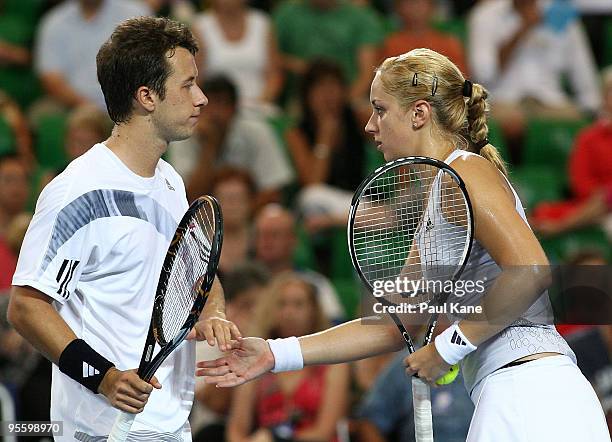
[348,156,473,442]
[107,195,223,442]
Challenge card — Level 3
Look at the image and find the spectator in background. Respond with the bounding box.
[564,251,612,432]
[63,104,113,160]
[0,26,30,69]
[531,65,612,237]
[192,0,283,111]
[468,0,600,164]
[254,204,345,323]
[0,154,29,238]
[0,0,42,110]
[380,0,468,75]
[354,349,474,442]
[287,60,368,234]
[273,0,385,103]
[226,272,350,442]
[38,104,112,185]
[211,168,256,277]
[193,262,270,442]
[0,212,31,292]
[0,91,33,166]
[0,213,48,436]
[33,0,150,113]
[182,76,293,207]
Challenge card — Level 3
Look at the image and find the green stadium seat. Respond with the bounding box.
[604,17,612,68]
[0,15,35,45]
[331,277,361,319]
[487,118,510,163]
[510,165,565,211]
[0,14,43,108]
[523,118,589,168]
[364,141,385,175]
[0,116,15,155]
[35,113,68,170]
[3,0,45,27]
[293,224,317,271]
[540,227,610,263]
[330,227,355,281]
[432,17,468,45]
[0,68,42,109]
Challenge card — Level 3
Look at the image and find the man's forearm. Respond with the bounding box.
[7,285,77,364]
[201,276,226,319]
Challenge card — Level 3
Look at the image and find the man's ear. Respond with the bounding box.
[411,99,432,130]
[134,86,156,113]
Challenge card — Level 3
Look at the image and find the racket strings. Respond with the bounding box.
[353,164,470,299]
[158,203,216,344]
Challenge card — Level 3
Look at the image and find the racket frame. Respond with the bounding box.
[136,195,223,381]
[348,155,474,349]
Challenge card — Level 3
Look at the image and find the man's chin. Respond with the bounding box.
[168,128,195,143]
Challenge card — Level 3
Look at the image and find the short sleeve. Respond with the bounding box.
[12,178,95,304]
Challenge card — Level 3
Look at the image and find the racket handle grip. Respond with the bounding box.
[107,411,136,442]
[412,377,434,442]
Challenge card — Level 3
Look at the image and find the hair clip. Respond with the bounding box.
[463,79,473,98]
[431,74,438,96]
[412,73,418,87]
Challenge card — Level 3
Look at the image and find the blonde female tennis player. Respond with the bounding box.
[197,48,609,442]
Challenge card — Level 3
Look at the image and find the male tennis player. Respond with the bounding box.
[8,17,240,441]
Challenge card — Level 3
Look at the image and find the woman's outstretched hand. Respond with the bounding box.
[196,337,275,387]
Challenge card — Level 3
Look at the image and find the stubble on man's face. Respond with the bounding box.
[153,48,206,142]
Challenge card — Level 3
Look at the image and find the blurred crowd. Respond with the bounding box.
[0,0,611,441]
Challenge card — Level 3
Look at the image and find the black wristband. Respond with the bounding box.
[58,339,115,394]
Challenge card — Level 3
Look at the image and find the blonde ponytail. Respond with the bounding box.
[378,50,509,176]
[466,83,508,177]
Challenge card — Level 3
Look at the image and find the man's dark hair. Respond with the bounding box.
[201,75,238,107]
[223,262,270,302]
[96,16,198,124]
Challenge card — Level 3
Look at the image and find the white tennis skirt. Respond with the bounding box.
[467,355,610,442]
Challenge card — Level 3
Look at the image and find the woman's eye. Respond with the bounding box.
[375,107,384,116]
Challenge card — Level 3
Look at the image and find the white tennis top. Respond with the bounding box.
[432,150,575,395]
[192,9,271,106]
[13,144,194,441]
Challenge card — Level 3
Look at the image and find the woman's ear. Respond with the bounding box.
[411,99,431,130]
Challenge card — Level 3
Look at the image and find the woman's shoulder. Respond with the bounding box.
[448,150,513,200]
[448,150,500,175]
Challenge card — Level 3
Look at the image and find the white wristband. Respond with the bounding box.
[267,337,304,373]
[434,323,477,365]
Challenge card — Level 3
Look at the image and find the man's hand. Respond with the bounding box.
[98,368,161,413]
[196,337,275,387]
[186,316,242,352]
